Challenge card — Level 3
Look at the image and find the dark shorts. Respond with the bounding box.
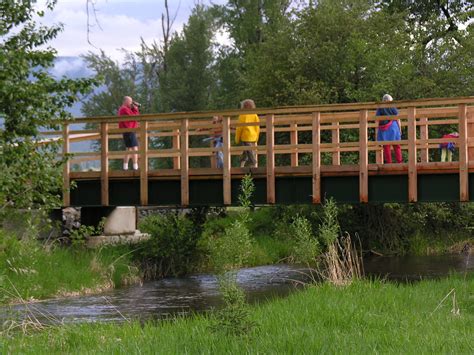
[123,132,138,148]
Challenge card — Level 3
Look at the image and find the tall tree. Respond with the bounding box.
[81,50,139,116]
[159,5,216,112]
[0,0,95,216]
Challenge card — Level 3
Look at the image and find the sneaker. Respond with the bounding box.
[133,163,139,170]
[123,164,129,170]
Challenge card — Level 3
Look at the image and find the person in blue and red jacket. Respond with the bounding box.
[376,94,402,164]
[439,132,459,162]
[118,96,140,170]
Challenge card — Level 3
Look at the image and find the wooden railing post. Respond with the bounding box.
[222,116,232,205]
[459,104,469,202]
[359,110,368,203]
[63,123,70,206]
[100,122,109,206]
[180,119,189,206]
[312,112,321,203]
[376,148,384,164]
[468,109,474,162]
[419,117,429,163]
[375,119,383,164]
[266,114,275,204]
[332,122,340,165]
[173,128,180,169]
[140,121,149,205]
[290,123,298,167]
[407,107,417,202]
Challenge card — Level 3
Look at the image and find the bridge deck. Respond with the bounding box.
[45,96,474,206]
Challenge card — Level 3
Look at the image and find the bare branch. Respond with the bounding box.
[86,0,102,49]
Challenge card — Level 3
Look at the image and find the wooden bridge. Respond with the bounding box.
[51,96,474,206]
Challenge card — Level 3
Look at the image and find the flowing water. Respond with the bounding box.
[1,254,472,325]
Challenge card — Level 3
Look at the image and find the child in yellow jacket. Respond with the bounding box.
[236,99,260,167]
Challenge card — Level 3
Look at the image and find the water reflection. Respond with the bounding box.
[1,265,308,324]
[363,253,472,281]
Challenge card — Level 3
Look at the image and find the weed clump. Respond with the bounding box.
[208,174,257,336]
[290,215,320,264]
[318,198,363,285]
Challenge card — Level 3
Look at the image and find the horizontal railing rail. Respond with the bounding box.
[35,96,474,206]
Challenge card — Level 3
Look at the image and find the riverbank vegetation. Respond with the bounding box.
[134,200,473,279]
[0,229,139,304]
[1,200,472,304]
[2,275,473,353]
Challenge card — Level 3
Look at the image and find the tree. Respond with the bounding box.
[81,50,140,117]
[159,5,216,112]
[0,0,95,218]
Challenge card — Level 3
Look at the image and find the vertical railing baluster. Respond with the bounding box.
[375,114,384,164]
[180,118,189,206]
[468,109,474,163]
[173,127,180,169]
[419,117,429,163]
[100,122,109,206]
[459,104,468,202]
[407,107,417,202]
[290,122,298,167]
[266,114,275,204]
[63,123,70,206]
[359,110,368,203]
[140,120,148,205]
[223,116,231,205]
[312,112,321,204]
[332,121,340,165]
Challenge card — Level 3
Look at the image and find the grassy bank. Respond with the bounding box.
[0,229,139,304]
[2,275,473,353]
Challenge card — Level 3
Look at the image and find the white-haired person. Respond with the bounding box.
[376,94,402,164]
[118,96,140,170]
[235,99,260,168]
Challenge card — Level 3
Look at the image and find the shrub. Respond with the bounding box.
[137,213,201,278]
[207,219,254,273]
[290,215,320,264]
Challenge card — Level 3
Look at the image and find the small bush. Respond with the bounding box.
[137,213,201,278]
[318,198,340,247]
[207,219,253,273]
[290,215,320,264]
[211,274,256,336]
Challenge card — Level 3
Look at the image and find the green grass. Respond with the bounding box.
[2,275,473,353]
[0,229,138,304]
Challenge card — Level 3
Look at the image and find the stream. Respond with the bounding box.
[1,253,472,325]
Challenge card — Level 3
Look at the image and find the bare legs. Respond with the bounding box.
[123,146,138,170]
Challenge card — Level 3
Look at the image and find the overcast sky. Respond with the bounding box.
[39,0,228,62]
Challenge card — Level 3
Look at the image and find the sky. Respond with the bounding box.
[37,0,228,76]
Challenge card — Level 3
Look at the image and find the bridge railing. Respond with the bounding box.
[39,96,474,206]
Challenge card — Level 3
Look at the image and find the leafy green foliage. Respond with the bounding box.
[318,198,340,247]
[137,213,201,278]
[341,202,474,254]
[208,219,254,273]
[206,175,255,273]
[159,5,216,112]
[0,1,95,217]
[290,215,320,264]
[68,218,105,248]
[211,274,256,336]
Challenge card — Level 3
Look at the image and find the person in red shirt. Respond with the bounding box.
[118,96,140,170]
